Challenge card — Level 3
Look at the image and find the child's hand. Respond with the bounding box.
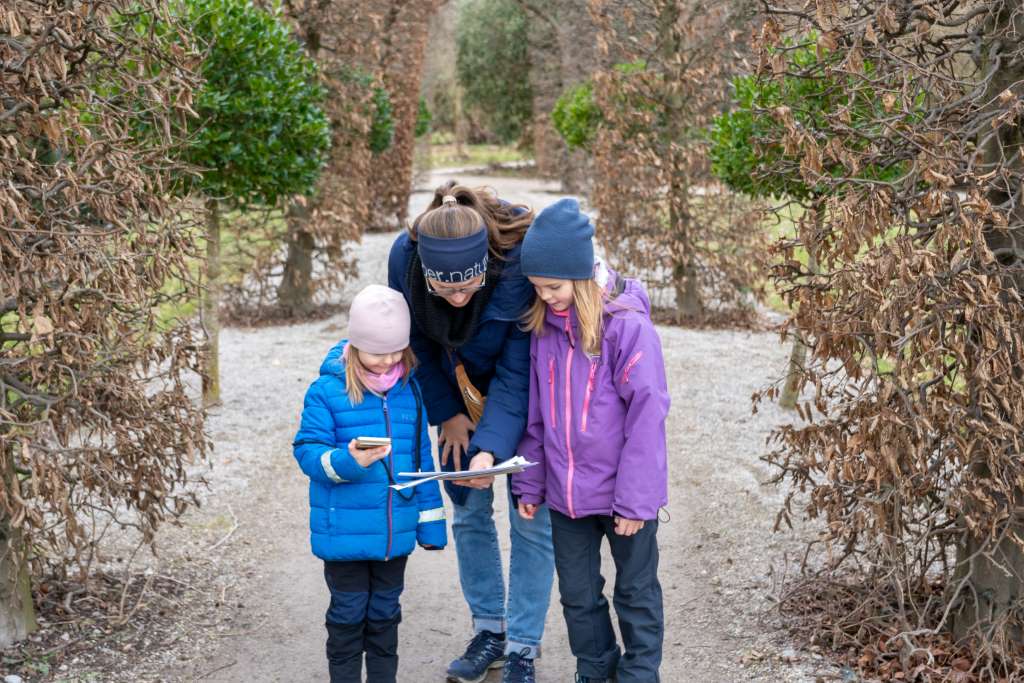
[348,440,390,468]
[613,517,644,536]
[518,502,538,520]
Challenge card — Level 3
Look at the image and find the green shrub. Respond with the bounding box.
[552,81,601,150]
[456,0,532,143]
[181,0,331,204]
[709,36,918,201]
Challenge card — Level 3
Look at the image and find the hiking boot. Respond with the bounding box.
[501,648,535,683]
[446,630,506,683]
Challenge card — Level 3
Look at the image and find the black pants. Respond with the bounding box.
[323,556,408,683]
[550,510,663,683]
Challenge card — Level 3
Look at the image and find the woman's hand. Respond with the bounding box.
[348,440,390,469]
[439,413,474,469]
[454,451,495,489]
[518,502,538,520]
[613,517,645,536]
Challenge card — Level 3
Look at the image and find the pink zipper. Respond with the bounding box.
[581,359,598,432]
[382,397,393,560]
[548,357,556,424]
[564,316,576,518]
[622,351,644,384]
[564,345,576,518]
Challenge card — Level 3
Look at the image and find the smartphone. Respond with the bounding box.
[354,436,392,450]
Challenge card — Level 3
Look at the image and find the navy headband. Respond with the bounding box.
[418,230,489,283]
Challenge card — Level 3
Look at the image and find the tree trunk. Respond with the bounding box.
[949,3,1024,649]
[657,2,700,322]
[277,24,320,318]
[673,258,702,321]
[778,332,808,410]
[277,199,316,317]
[780,211,821,410]
[518,0,597,190]
[202,198,222,407]
[951,529,1024,648]
[454,83,468,160]
[0,455,36,648]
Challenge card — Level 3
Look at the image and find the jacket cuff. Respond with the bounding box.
[468,433,513,462]
[612,503,657,521]
[328,448,373,482]
[417,520,448,549]
[517,493,544,506]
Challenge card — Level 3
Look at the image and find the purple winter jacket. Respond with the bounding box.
[511,267,670,521]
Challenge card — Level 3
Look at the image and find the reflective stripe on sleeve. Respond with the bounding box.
[418,507,445,523]
[321,449,345,483]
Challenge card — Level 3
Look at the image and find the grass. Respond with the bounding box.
[154,207,288,331]
[761,203,806,314]
[419,131,528,170]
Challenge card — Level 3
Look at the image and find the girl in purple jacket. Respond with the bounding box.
[511,198,670,683]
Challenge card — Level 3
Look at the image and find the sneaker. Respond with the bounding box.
[575,674,614,683]
[502,648,535,683]
[446,630,507,683]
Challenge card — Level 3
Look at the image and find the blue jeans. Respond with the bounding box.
[451,481,554,658]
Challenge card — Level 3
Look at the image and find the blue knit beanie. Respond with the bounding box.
[520,198,595,280]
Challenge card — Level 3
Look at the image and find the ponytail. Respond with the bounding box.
[410,179,534,255]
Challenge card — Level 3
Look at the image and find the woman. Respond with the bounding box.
[387,181,554,683]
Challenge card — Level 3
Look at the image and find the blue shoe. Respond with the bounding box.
[502,648,536,683]
[446,630,507,683]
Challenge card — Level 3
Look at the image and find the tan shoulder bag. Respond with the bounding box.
[450,350,487,424]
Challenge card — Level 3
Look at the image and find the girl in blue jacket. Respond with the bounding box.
[293,284,447,683]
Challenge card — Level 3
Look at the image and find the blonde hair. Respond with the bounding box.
[344,344,418,405]
[410,180,534,256]
[523,279,607,356]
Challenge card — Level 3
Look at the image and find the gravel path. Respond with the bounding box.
[160,171,833,683]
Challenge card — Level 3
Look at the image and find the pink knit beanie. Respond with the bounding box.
[347,285,410,354]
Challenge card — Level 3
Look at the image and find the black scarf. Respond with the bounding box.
[407,251,502,350]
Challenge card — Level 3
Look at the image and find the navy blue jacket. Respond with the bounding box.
[292,341,447,561]
[386,231,534,465]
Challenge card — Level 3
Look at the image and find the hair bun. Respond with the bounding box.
[441,194,458,206]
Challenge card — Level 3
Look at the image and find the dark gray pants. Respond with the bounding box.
[550,510,663,683]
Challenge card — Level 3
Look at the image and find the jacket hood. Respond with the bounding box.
[319,339,349,379]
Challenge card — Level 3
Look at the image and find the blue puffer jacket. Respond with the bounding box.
[292,341,447,561]
[386,232,534,466]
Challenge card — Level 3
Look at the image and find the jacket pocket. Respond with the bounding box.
[622,351,644,384]
[548,357,557,426]
[581,358,599,432]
